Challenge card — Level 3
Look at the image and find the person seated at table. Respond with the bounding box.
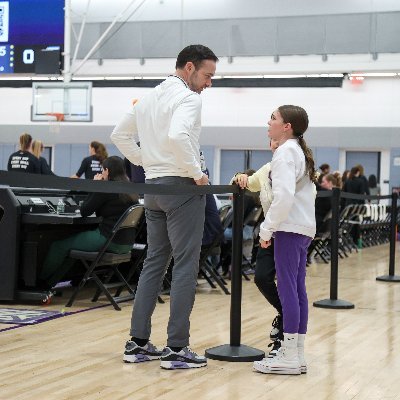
[38,156,138,289]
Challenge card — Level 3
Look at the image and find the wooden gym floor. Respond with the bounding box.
[1,243,400,400]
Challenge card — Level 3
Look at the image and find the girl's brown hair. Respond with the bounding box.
[278,105,316,183]
[19,133,33,151]
[90,141,108,163]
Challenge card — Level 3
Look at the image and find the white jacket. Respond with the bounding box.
[231,163,273,217]
[259,139,316,241]
[110,76,203,180]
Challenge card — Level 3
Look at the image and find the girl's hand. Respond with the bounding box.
[235,174,248,189]
[260,238,271,248]
[93,173,103,180]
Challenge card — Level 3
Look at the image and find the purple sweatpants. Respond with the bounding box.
[274,231,311,334]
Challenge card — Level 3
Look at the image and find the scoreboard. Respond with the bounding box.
[0,0,64,74]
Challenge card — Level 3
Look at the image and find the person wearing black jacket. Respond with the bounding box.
[315,174,337,234]
[32,140,54,175]
[39,156,138,289]
[342,166,368,207]
[7,133,40,174]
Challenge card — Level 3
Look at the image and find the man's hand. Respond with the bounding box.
[195,173,209,186]
[259,238,271,248]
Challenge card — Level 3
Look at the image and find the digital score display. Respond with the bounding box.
[0,0,64,74]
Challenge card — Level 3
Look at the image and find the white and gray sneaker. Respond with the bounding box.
[160,347,207,369]
[123,340,163,363]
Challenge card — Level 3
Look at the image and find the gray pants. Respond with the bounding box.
[130,176,206,347]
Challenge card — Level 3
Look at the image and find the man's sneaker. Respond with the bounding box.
[267,340,281,358]
[270,314,283,340]
[160,347,207,369]
[123,340,163,363]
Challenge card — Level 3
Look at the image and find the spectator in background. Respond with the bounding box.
[319,163,330,175]
[32,140,54,175]
[342,166,367,207]
[315,174,337,234]
[7,133,40,174]
[368,174,380,204]
[341,170,350,189]
[71,141,108,179]
[332,171,342,189]
[355,164,370,196]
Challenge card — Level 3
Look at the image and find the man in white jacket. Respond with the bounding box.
[111,45,218,370]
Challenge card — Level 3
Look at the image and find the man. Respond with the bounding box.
[111,44,218,370]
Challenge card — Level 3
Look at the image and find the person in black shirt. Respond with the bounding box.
[124,157,145,183]
[71,141,108,180]
[315,174,337,234]
[32,140,55,175]
[39,156,138,289]
[7,133,40,174]
[342,166,368,207]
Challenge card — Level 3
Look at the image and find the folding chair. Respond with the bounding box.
[65,204,145,311]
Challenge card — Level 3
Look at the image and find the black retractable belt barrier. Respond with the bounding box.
[377,192,400,282]
[205,189,265,362]
[313,188,355,309]
[0,171,264,361]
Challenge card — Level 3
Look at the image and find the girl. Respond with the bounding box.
[7,133,40,174]
[234,139,284,351]
[253,105,316,375]
[71,141,108,179]
[32,140,55,175]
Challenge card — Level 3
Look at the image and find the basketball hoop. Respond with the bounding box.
[46,113,64,134]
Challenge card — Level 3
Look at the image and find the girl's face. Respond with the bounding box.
[267,110,292,142]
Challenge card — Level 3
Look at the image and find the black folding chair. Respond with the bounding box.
[65,204,145,311]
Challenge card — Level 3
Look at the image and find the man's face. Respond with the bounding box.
[186,60,216,94]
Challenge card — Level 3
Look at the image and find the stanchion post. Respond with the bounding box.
[377,191,400,282]
[313,188,355,309]
[230,187,245,346]
[205,189,265,361]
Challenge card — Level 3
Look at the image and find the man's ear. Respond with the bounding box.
[185,61,195,73]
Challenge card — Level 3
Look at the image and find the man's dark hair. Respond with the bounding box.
[176,44,218,70]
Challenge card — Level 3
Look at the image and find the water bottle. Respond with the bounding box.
[57,199,65,214]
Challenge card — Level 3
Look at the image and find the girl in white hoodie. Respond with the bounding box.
[234,139,284,348]
[253,105,316,376]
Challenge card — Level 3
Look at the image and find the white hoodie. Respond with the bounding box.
[110,76,203,180]
[259,139,316,241]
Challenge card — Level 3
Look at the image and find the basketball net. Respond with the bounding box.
[46,113,64,134]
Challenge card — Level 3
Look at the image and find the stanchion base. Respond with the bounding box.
[313,299,354,309]
[376,275,400,282]
[205,344,265,362]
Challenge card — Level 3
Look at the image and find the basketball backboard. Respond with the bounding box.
[31,82,92,122]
